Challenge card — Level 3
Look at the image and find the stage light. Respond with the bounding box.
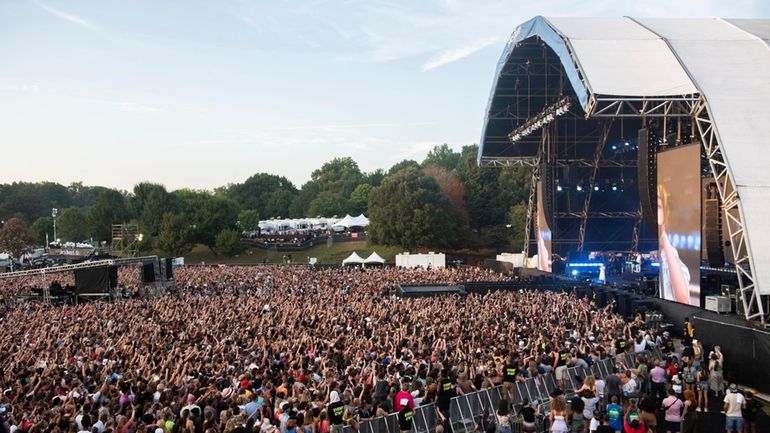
[572,270,579,276]
[624,142,630,146]
[594,185,600,191]
[611,145,617,150]
[508,97,571,144]
[557,186,563,192]
[576,185,583,192]
[612,185,618,191]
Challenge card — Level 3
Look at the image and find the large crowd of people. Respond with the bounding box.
[0,265,760,433]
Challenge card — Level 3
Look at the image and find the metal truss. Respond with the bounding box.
[590,96,699,118]
[0,256,159,280]
[557,211,642,218]
[693,98,765,325]
[578,120,613,252]
[479,156,636,168]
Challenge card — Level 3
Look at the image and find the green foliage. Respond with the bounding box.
[215,228,243,258]
[309,191,348,217]
[156,212,192,257]
[388,159,420,176]
[348,183,372,215]
[224,173,296,219]
[68,182,108,209]
[0,182,73,223]
[238,209,260,231]
[363,169,385,188]
[86,189,130,243]
[507,202,528,252]
[131,183,176,236]
[368,168,459,248]
[0,218,37,258]
[30,217,54,245]
[175,190,239,251]
[57,207,88,242]
[310,157,363,199]
[455,145,505,231]
[422,143,461,171]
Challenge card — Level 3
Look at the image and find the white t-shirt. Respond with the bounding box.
[724,392,745,417]
[589,417,600,433]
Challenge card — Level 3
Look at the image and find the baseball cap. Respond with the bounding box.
[729,383,738,392]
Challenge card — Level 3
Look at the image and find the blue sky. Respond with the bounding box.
[1,0,768,191]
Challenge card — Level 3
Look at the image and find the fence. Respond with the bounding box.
[359,404,439,433]
[447,349,664,433]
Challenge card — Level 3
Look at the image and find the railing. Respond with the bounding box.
[359,404,439,433]
[447,349,664,433]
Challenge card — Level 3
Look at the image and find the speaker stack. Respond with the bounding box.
[704,198,724,267]
[637,127,658,233]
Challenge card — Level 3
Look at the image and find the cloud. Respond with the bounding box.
[422,36,502,71]
[35,2,99,31]
[390,141,440,162]
[112,102,160,113]
[2,84,40,92]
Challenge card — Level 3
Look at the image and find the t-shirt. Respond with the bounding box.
[663,395,683,422]
[437,378,455,405]
[393,390,414,412]
[582,396,599,420]
[607,403,622,431]
[595,425,614,433]
[520,406,536,423]
[650,367,666,384]
[615,339,627,353]
[397,408,414,431]
[503,364,518,382]
[589,417,600,433]
[328,401,345,425]
[743,398,759,420]
[724,392,745,417]
[556,350,569,367]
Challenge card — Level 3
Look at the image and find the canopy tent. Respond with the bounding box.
[341,252,365,265]
[332,214,370,229]
[363,251,386,264]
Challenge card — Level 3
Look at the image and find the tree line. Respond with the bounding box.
[0,144,530,258]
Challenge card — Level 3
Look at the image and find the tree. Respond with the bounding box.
[364,169,386,188]
[215,228,243,258]
[368,168,460,248]
[131,183,176,236]
[68,182,108,209]
[422,143,461,171]
[507,202,528,252]
[175,190,239,252]
[57,207,88,242]
[422,166,465,212]
[0,182,73,223]
[224,173,296,219]
[455,145,505,232]
[156,212,192,257]
[348,184,372,215]
[238,209,261,231]
[309,157,364,200]
[0,218,36,258]
[388,159,420,176]
[308,191,348,218]
[30,217,54,245]
[86,189,129,243]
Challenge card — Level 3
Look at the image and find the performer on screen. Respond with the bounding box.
[658,185,691,304]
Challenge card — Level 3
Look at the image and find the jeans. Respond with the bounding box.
[725,416,744,432]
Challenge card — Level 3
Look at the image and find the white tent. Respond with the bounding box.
[332,215,354,228]
[341,252,365,265]
[364,251,386,264]
[350,214,370,227]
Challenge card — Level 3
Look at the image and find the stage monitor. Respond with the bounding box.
[536,179,552,272]
[657,144,701,306]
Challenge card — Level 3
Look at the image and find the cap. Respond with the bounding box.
[730,383,738,392]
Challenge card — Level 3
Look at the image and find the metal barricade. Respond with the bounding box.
[360,412,399,433]
[413,404,438,433]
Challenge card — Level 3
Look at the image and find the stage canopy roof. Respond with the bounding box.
[479,16,770,295]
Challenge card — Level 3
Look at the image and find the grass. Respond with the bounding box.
[180,241,405,265]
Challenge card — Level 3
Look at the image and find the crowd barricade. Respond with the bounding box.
[447,350,666,433]
[359,404,439,433]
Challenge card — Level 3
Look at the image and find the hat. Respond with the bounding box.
[663,331,670,337]
[730,383,738,392]
[188,394,196,403]
[221,388,234,399]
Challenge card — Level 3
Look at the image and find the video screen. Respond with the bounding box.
[657,144,701,306]
[536,179,552,272]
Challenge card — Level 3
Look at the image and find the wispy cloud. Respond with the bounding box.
[422,36,502,71]
[390,141,440,162]
[35,2,99,31]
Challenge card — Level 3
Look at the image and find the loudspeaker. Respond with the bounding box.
[142,263,156,283]
[109,266,118,289]
[704,198,724,266]
[164,258,173,280]
[637,128,658,232]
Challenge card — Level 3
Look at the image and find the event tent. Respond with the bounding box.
[332,214,369,229]
[341,252,365,265]
[363,252,386,264]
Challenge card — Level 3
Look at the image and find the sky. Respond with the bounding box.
[1,0,768,191]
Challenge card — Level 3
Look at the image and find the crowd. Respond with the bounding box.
[0,265,761,433]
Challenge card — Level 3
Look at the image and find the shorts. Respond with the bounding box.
[698,381,709,390]
[726,416,744,432]
[555,365,568,381]
[640,411,656,428]
[665,420,681,433]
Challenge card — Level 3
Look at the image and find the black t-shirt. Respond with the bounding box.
[520,406,536,423]
[615,339,627,352]
[596,425,615,433]
[398,407,414,431]
[503,364,518,382]
[328,401,345,425]
[437,378,455,405]
[557,350,569,367]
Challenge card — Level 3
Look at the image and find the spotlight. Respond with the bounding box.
[571,270,579,276]
[594,186,600,191]
[611,145,617,150]
[557,186,563,192]
[624,142,630,146]
[576,185,583,192]
[612,185,618,191]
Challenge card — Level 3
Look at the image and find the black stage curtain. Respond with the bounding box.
[75,267,110,294]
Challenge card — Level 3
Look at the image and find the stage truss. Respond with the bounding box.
[487,92,766,324]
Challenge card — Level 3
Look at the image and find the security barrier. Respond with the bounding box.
[359,404,439,433]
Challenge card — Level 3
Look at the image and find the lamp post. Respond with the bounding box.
[52,208,58,245]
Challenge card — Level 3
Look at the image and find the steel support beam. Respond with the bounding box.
[578,120,613,251]
[591,96,699,118]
